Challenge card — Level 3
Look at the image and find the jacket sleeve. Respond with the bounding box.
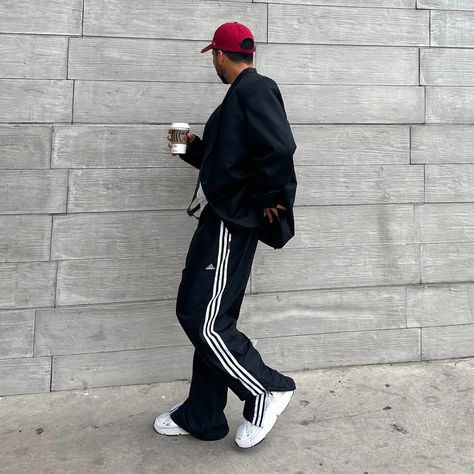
[178,135,205,170]
[244,78,297,209]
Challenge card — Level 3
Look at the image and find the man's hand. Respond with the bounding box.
[167,129,196,156]
[264,204,286,224]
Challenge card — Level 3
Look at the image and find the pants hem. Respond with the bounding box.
[169,410,230,442]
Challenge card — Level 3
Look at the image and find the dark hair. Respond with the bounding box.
[222,50,253,64]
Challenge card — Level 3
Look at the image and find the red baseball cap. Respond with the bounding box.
[201,22,256,54]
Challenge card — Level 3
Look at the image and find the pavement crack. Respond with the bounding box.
[300,408,382,425]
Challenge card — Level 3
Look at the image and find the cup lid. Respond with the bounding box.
[171,122,190,128]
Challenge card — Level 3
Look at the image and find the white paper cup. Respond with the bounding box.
[170,122,190,154]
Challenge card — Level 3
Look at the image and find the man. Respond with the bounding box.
[154,22,298,449]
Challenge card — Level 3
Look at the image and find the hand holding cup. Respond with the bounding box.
[168,122,195,156]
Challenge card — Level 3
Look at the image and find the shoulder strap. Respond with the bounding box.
[186,178,201,219]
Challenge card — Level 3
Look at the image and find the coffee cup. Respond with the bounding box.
[169,122,190,154]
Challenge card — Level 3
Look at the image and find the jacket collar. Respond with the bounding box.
[223,67,257,100]
[231,66,257,88]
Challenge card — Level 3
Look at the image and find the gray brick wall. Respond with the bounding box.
[1,0,473,396]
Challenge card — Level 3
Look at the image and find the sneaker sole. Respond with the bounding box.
[153,419,190,436]
[235,390,294,449]
[234,436,265,449]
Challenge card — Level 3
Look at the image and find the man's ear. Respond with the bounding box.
[215,49,224,64]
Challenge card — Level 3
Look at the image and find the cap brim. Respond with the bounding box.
[200,43,213,53]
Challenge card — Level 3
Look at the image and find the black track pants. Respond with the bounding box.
[170,203,296,441]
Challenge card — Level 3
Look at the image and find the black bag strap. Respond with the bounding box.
[186,176,201,220]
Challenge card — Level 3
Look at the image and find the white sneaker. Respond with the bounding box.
[235,390,294,448]
[153,403,190,436]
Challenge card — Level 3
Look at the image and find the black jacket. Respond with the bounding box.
[179,67,297,244]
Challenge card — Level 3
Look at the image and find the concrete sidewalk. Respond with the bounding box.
[1,357,473,474]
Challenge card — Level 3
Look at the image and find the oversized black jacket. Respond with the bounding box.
[179,66,297,234]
